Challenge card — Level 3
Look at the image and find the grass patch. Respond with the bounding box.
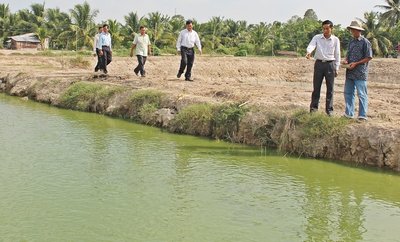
[213,103,249,140]
[171,103,214,136]
[69,56,90,69]
[129,90,164,121]
[60,82,123,111]
[292,110,352,140]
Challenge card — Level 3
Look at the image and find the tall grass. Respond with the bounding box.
[60,82,123,111]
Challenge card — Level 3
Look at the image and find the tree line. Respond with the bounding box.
[0,1,399,57]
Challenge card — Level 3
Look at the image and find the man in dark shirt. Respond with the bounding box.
[342,20,373,121]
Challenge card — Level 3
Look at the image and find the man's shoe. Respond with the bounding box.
[177,72,182,78]
[185,78,193,81]
[310,108,317,113]
[134,70,139,76]
[327,112,333,117]
[357,116,368,122]
[103,70,108,74]
[94,67,99,72]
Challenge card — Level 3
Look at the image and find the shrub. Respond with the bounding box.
[234,49,247,56]
[213,103,249,140]
[60,82,123,111]
[129,90,164,121]
[171,103,214,136]
[152,46,161,56]
[292,110,351,140]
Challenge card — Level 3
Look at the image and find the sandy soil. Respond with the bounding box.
[1,49,400,125]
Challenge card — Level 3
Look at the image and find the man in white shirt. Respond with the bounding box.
[176,20,202,81]
[130,26,151,77]
[306,20,341,116]
[97,24,112,74]
[93,26,103,72]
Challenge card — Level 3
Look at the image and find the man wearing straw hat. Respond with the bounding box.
[342,20,373,121]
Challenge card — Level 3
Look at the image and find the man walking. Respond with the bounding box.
[97,24,112,74]
[176,20,202,81]
[306,20,341,116]
[93,26,103,72]
[130,26,151,77]
[343,20,373,121]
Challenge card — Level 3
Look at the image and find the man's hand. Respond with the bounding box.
[348,62,357,70]
[335,70,338,77]
[199,50,202,55]
[99,50,103,56]
[305,53,312,59]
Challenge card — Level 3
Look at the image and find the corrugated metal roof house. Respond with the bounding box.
[8,33,41,50]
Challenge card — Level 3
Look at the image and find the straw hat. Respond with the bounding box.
[347,20,364,31]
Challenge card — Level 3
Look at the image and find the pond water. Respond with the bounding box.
[1,94,400,242]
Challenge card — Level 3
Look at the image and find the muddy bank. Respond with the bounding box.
[1,72,399,171]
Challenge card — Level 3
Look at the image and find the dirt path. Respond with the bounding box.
[1,50,400,126]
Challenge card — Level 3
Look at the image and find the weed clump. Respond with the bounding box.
[60,82,122,111]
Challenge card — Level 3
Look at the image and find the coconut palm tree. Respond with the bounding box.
[143,12,170,47]
[206,16,225,50]
[107,19,123,48]
[0,3,11,38]
[375,0,400,26]
[359,12,393,56]
[124,11,142,38]
[69,1,99,50]
[45,8,72,49]
[250,22,270,54]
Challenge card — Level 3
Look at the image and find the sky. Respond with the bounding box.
[5,0,385,27]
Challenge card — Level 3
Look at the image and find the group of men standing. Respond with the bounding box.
[94,20,202,82]
[306,20,373,121]
[94,19,373,121]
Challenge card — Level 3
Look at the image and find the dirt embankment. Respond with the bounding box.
[1,50,400,171]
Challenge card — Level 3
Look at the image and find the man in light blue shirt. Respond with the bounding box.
[306,20,341,116]
[97,24,112,74]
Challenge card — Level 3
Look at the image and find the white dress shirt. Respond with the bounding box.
[97,32,112,50]
[93,33,100,52]
[307,34,340,70]
[176,29,202,51]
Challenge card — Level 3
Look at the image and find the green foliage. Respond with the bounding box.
[129,90,164,120]
[292,110,351,140]
[60,82,123,111]
[171,103,214,136]
[152,46,161,56]
[234,49,247,56]
[213,103,249,140]
[139,103,159,125]
[215,45,233,55]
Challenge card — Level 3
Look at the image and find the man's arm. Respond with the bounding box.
[176,31,182,52]
[305,35,317,59]
[195,32,202,55]
[130,44,136,57]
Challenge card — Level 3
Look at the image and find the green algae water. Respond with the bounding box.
[1,94,400,242]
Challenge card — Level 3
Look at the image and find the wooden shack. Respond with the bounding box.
[8,33,41,50]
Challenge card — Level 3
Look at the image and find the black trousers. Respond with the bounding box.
[310,61,335,114]
[95,48,102,71]
[100,46,112,72]
[178,47,195,79]
[134,55,147,75]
